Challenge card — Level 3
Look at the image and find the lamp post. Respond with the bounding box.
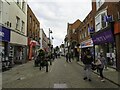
[48,28,53,65]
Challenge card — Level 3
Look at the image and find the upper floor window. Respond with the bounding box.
[22,0,25,11]
[16,16,20,30]
[33,20,35,27]
[95,10,107,32]
[118,11,120,20]
[72,29,75,33]
[17,0,20,5]
[96,0,105,10]
[21,21,25,33]
[30,16,32,23]
[84,31,87,38]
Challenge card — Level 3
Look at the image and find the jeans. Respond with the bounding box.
[84,64,92,79]
[98,68,104,79]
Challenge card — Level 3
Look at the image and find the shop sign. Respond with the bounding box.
[92,29,114,45]
[0,26,10,42]
[81,39,93,48]
[88,27,95,34]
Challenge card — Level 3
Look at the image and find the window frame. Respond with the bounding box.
[16,16,20,30]
[22,0,25,11]
[96,0,105,10]
[95,10,107,32]
[21,20,25,33]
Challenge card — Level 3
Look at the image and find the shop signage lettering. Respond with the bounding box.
[0,26,10,42]
[0,31,4,37]
[81,39,93,48]
[92,29,114,44]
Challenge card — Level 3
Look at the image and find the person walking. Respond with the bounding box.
[96,53,106,82]
[65,52,68,62]
[82,50,93,81]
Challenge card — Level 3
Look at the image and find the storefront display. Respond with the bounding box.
[0,26,11,71]
[92,28,116,68]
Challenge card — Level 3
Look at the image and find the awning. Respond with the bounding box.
[30,40,39,46]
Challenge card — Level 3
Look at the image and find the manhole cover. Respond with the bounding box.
[54,84,67,88]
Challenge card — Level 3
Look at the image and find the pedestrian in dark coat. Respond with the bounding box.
[82,50,93,81]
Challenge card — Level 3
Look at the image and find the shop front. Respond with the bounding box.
[114,21,120,71]
[28,38,40,60]
[10,30,27,65]
[0,26,11,70]
[80,39,94,59]
[92,27,116,68]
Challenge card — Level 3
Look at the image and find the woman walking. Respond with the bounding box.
[96,53,106,82]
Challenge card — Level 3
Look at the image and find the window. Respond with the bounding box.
[96,0,105,10]
[16,16,20,30]
[73,29,75,33]
[36,23,37,30]
[80,35,81,40]
[33,20,35,27]
[95,15,101,31]
[17,0,20,5]
[101,13,107,28]
[22,0,25,11]
[118,11,120,19]
[30,16,32,23]
[95,10,107,32]
[21,21,24,33]
[84,31,87,38]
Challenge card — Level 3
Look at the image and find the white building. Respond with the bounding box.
[40,28,49,52]
[0,0,28,66]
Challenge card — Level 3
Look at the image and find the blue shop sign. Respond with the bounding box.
[0,26,10,42]
[92,29,114,45]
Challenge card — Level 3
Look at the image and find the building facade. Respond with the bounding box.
[92,1,120,70]
[78,1,96,60]
[27,5,40,60]
[40,28,49,52]
[0,0,28,68]
[67,19,81,49]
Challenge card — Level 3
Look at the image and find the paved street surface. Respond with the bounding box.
[2,57,119,88]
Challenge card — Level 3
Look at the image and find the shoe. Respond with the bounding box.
[88,79,91,82]
[101,79,105,82]
[83,77,87,80]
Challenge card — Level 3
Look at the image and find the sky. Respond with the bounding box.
[28,0,92,47]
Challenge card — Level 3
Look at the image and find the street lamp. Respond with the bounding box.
[48,28,53,65]
[49,28,52,45]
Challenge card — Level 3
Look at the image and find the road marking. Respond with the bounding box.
[54,84,67,88]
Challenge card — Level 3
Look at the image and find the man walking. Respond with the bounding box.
[82,49,93,81]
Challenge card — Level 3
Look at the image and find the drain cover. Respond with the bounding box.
[54,84,67,88]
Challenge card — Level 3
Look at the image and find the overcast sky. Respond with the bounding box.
[28,0,92,47]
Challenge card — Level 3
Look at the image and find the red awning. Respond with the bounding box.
[30,40,39,46]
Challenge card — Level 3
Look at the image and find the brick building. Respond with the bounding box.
[27,5,40,60]
[78,1,96,59]
[40,28,49,52]
[67,19,81,49]
[91,1,120,70]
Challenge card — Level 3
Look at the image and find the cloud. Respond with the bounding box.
[28,1,92,47]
